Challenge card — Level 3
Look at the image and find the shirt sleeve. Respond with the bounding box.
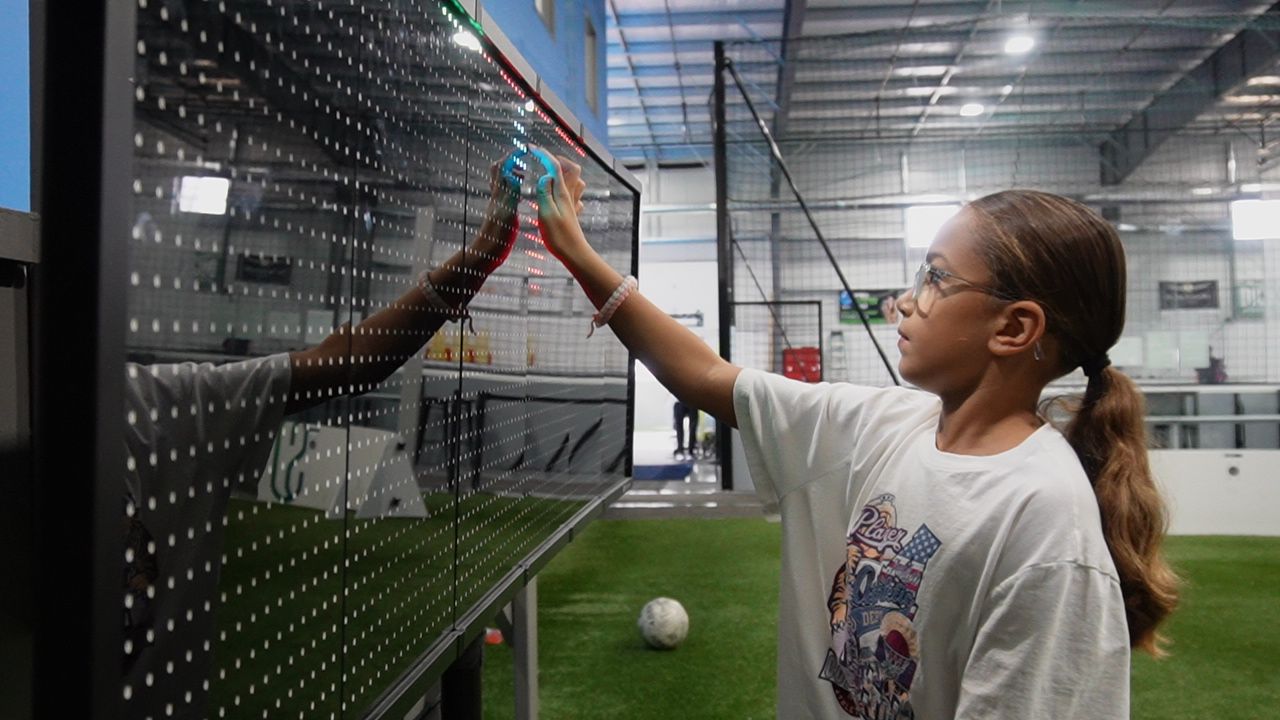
[123,353,292,520]
[731,368,926,510]
[956,562,1131,720]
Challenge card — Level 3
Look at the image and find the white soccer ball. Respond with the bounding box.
[638,597,689,650]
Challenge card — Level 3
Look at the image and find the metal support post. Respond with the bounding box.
[513,577,539,720]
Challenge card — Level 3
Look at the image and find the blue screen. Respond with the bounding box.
[0,0,29,212]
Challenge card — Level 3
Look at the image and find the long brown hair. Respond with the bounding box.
[966,190,1179,656]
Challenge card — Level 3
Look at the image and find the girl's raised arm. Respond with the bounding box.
[535,149,741,428]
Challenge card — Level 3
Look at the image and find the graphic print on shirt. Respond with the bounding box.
[820,493,943,719]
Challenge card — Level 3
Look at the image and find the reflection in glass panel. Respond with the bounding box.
[340,1,474,710]
[452,57,621,618]
[121,1,635,718]
[127,1,357,717]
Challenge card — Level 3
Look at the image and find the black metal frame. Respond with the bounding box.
[626,187,641,479]
[31,0,134,717]
[25,1,640,717]
[731,300,826,382]
[713,41,733,491]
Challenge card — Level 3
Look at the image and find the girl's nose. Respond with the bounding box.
[896,290,915,318]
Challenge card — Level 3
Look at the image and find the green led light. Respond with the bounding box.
[442,0,485,36]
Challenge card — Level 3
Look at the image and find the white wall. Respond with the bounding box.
[637,165,716,242]
[633,256,718,432]
[1151,450,1280,536]
[633,166,720,433]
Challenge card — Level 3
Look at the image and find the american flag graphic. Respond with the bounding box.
[898,524,942,565]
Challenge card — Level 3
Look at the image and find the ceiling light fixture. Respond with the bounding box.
[177,176,230,215]
[1225,93,1280,105]
[904,204,961,249]
[1231,199,1280,241]
[1004,35,1035,54]
[904,86,956,97]
[893,65,950,78]
[959,102,985,117]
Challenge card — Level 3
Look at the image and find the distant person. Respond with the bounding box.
[1195,349,1228,384]
[531,153,1176,720]
[673,399,699,459]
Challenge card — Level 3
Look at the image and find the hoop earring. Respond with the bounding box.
[1033,342,1044,362]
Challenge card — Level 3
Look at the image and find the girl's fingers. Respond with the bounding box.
[529,147,590,221]
[533,148,575,218]
[558,156,582,203]
[536,174,559,216]
[528,146,560,180]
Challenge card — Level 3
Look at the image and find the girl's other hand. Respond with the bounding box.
[490,156,522,217]
[531,146,589,261]
[474,159,521,268]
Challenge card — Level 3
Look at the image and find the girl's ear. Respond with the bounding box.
[989,300,1046,358]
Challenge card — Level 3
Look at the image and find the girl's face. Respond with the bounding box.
[895,210,1007,395]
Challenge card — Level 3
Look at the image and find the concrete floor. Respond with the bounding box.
[604,454,766,520]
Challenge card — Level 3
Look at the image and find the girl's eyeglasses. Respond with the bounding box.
[907,261,1014,313]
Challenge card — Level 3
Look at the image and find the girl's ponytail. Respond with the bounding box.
[1066,365,1179,655]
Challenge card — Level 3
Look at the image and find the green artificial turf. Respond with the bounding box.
[207,492,586,718]
[482,518,783,719]
[482,524,1280,720]
[1131,536,1280,720]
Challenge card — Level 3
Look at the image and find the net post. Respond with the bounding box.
[714,40,734,491]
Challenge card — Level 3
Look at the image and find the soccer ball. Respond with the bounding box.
[637,597,688,650]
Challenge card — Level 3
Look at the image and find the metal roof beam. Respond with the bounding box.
[609,3,1018,29]
[609,1,1260,29]
[606,0,661,152]
[611,9,782,27]
[1101,2,1280,184]
[614,40,1233,63]
[772,0,808,137]
[609,69,1181,99]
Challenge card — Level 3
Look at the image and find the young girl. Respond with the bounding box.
[534,149,1177,719]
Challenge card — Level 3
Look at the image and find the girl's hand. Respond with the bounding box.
[474,158,522,267]
[531,147,588,261]
[488,157,521,225]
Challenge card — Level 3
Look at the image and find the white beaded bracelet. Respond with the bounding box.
[588,275,638,337]
[417,269,475,334]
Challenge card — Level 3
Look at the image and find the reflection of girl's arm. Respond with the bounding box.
[285,182,518,414]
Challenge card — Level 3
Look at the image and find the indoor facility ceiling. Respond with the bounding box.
[606,1,1280,166]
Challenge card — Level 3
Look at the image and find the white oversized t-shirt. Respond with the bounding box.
[733,368,1130,720]
[122,354,292,719]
